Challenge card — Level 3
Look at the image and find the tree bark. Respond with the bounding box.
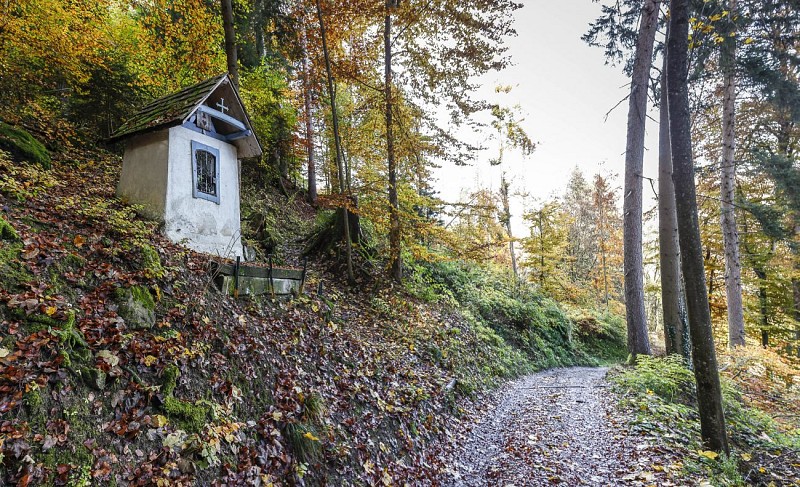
[301,24,317,204]
[221,0,238,89]
[254,0,265,61]
[720,0,746,347]
[623,0,658,358]
[658,33,689,358]
[315,0,353,281]
[385,1,402,282]
[501,174,518,278]
[668,0,729,454]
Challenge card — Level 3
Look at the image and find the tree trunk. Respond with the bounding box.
[720,0,746,347]
[600,202,609,306]
[501,174,518,278]
[385,1,402,282]
[667,0,730,454]
[658,34,689,358]
[623,0,658,358]
[301,24,317,205]
[221,0,238,89]
[755,267,769,344]
[254,0,265,61]
[315,0,353,281]
[742,209,771,348]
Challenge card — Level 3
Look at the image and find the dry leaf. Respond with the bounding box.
[698,450,719,460]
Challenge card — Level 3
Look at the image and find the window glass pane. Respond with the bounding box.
[195,149,217,196]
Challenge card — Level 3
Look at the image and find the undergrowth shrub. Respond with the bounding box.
[615,355,696,403]
[569,309,627,363]
[611,355,800,485]
[412,259,625,370]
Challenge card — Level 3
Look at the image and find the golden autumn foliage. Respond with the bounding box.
[0,0,111,98]
[0,0,225,104]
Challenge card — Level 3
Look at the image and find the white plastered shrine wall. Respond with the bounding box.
[164,125,243,258]
[116,126,244,258]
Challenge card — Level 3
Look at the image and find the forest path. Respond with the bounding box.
[442,367,657,486]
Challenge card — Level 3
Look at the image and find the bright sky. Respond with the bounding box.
[434,0,661,227]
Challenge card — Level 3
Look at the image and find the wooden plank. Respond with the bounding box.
[226,129,252,141]
[210,261,303,280]
[196,105,246,131]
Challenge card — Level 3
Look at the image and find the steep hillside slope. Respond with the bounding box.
[0,120,622,485]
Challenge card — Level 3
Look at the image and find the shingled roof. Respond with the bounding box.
[110,74,227,142]
[108,74,262,158]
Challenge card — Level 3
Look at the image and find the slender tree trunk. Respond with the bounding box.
[599,202,609,306]
[540,223,545,287]
[708,248,716,299]
[659,35,689,358]
[221,0,238,89]
[668,0,729,454]
[301,25,317,204]
[385,1,402,281]
[742,212,772,348]
[623,0,658,358]
[793,248,800,327]
[755,268,769,344]
[315,0,353,281]
[720,0,746,347]
[501,174,518,278]
[254,0,265,61]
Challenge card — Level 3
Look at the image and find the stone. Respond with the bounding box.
[116,285,156,330]
[80,367,106,391]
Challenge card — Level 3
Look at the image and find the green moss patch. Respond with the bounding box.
[0,122,51,169]
[160,365,211,433]
[283,421,322,464]
[0,215,19,241]
[163,396,210,433]
[49,311,92,366]
[139,243,165,278]
[115,285,156,329]
[0,241,33,291]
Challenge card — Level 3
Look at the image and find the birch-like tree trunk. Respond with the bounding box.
[668,0,729,454]
[623,0,658,358]
[720,0,746,347]
[385,0,402,282]
[658,34,689,358]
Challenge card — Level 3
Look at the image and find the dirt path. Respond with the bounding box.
[442,367,654,486]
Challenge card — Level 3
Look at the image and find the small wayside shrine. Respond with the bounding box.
[109,73,261,258]
[110,74,305,296]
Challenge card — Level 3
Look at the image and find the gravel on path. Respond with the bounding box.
[441,367,668,486]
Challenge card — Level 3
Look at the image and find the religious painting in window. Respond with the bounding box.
[191,141,220,204]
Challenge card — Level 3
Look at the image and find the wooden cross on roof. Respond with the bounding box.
[216,98,230,115]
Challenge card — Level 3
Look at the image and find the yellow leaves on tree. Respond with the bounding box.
[0,0,110,97]
[130,0,225,95]
[0,0,225,103]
